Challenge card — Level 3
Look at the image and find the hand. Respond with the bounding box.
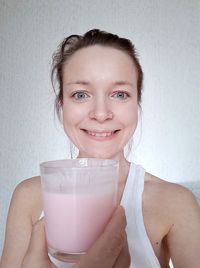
[75,206,130,268]
[21,206,130,268]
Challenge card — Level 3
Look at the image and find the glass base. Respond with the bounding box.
[48,246,86,263]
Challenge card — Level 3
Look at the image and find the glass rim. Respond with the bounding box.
[40,158,119,170]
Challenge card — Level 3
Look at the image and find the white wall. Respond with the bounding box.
[0,0,199,254]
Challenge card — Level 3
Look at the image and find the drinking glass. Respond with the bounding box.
[40,158,119,263]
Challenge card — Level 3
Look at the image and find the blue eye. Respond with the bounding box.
[72,91,89,101]
[113,91,129,100]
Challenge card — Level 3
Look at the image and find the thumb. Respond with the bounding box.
[25,218,48,259]
[76,206,127,268]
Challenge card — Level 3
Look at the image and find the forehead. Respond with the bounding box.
[62,45,138,84]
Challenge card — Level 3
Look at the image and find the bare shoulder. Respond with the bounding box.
[14,176,41,196]
[12,176,42,222]
[144,172,200,222]
[1,177,42,266]
[15,176,41,191]
[144,172,198,203]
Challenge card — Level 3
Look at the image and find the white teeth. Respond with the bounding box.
[87,131,113,137]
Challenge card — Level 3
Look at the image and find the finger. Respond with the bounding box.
[94,206,127,264]
[77,206,127,268]
[104,206,127,235]
[113,233,131,268]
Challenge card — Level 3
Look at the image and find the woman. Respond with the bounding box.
[1,29,200,268]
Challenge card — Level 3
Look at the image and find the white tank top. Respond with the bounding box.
[41,163,161,268]
[121,163,161,268]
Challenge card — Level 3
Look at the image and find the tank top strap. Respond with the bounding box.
[121,162,161,268]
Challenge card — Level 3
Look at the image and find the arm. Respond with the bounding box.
[0,178,41,267]
[167,186,200,268]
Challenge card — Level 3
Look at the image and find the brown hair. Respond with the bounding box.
[51,29,143,119]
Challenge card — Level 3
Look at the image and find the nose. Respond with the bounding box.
[89,97,113,123]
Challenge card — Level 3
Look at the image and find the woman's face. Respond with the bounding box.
[62,45,139,160]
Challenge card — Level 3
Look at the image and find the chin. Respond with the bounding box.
[79,149,121,160]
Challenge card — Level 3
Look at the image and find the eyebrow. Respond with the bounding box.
[65,80,135,87]
[65,81,90,86]
[114,81,135,87]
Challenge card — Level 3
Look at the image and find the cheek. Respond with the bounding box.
[62,103,88,135]
[63,103,82,122]
[116,104,138,127]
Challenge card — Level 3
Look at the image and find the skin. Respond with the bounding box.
[1,45,200,268]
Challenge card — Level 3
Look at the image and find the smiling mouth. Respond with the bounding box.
[82,129,120,139]
[87,131,115,137]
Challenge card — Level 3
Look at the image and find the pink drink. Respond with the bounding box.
[40,158,119,262]
[43,190,116,253]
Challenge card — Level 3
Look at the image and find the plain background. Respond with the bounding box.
[0,0,199,256]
